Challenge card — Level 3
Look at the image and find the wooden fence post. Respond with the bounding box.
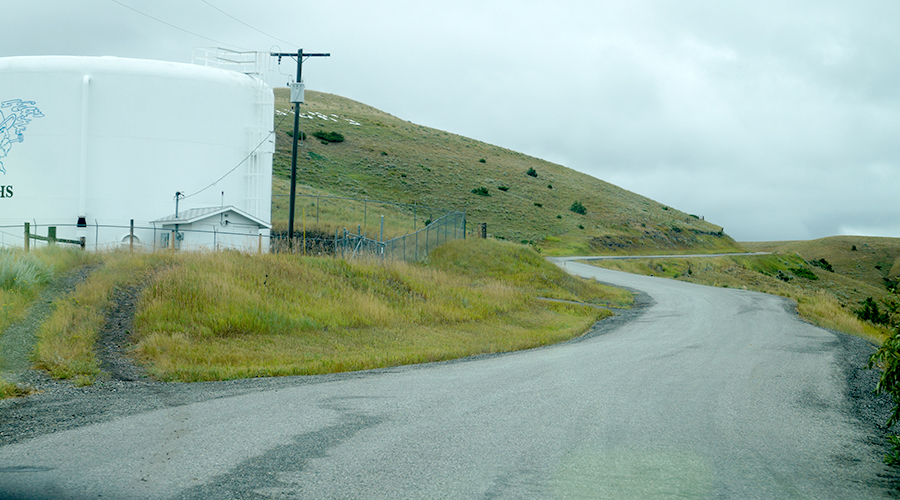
[24,222,30,252]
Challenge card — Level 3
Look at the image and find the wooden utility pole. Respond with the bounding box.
[270,49,330,251]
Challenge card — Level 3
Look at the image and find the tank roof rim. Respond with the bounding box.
[0,55,267,87]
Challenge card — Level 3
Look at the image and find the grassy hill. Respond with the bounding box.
[271,90,743,256]
[744,236,900,308]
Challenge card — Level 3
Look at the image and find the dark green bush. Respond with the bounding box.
[526,167,538,177]
[312,131,345,143]
[479,158,486,163]
[471,187,491,196]
[790,267,818,280]
[498,186,509,192]
[534,203,542,207]
[569,201,587,215]
[858,297,890,325]
[808,258,834,272]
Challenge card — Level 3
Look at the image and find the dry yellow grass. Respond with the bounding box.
[24,241,622,384]
[131,243,618,381]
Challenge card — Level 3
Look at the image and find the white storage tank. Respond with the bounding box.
[0,55,274,251]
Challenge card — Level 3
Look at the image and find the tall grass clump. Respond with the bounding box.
[0,377,32,398]
[0,250,53,292]
[0,250,52,334]
[1,246,96,335]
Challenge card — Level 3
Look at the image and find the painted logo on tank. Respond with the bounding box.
[0,99,44,175]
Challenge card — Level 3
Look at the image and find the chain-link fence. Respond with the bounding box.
[335,211,466,261]
[3,208,467,261]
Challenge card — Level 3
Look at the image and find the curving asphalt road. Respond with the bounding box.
[0,259,897,499]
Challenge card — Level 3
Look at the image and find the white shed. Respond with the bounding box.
[151,206,271,252]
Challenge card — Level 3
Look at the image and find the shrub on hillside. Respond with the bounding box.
[312,131,345,143]
[858,297,890,325]
[808,258,834,272]
[790,266,818,280]
[472,187,490,196]
[498,186,509,192]
[526,167,538,177]
[569,201,587,215]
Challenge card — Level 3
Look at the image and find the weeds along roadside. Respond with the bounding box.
[586,254,889,344]
[22,239,631,384]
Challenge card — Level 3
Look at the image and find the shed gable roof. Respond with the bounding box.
[151,206,271,229]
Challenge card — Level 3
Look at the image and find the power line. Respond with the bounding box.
[198,0,298,48]
[109,0,248,51]
[183,111,290,199]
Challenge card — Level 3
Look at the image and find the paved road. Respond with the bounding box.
[0,260,896,499]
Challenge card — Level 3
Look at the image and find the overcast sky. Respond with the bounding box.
[4,1,899,241]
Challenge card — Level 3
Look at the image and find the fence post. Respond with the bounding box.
[129,219,134,252]
[48,226,57,245]
[23,222,30,252]
[79,237,86,250]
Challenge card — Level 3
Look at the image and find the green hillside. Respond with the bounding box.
[271,90,743,256]
[744,236,900,306]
